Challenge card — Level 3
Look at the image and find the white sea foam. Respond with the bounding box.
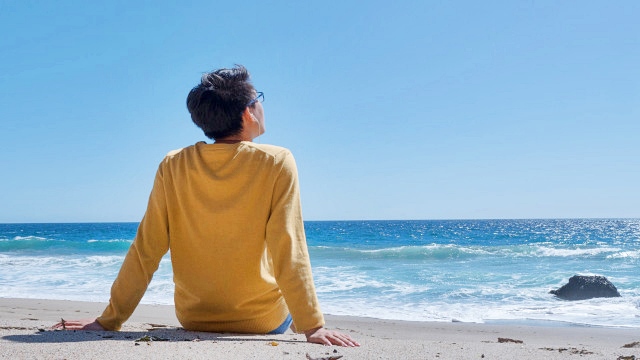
[12,236,47,241]
[0,253,174,305]
[319,292,640,327]
[607,250,640,259]
[314,266,434,297]
[535,246,621,257]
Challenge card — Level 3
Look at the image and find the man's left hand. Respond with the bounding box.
[52,318,105,331]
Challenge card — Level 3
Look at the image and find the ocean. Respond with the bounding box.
[1,219,639,328]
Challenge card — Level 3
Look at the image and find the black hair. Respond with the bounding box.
[186,65,255,140]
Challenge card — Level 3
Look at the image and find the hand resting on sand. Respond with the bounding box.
[305,327,360,347]
[52,318,105,331]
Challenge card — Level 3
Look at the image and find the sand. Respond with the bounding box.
[1,297,638,359]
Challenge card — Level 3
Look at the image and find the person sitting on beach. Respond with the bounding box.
[53,65,359,347]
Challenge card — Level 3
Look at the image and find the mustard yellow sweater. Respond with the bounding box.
[97,141,325,333]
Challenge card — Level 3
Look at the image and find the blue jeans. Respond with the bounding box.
[268,314,292,334]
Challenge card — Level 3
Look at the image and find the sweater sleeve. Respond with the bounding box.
[265,151,325,332]
[97,164,170,330]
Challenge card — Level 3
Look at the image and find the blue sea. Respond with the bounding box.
[1,219,639,328]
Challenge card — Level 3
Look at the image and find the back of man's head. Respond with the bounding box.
[186,65,254,140]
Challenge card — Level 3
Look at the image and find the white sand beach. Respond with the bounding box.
[1,297,639,359]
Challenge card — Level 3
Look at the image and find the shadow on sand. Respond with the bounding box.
[2,325,304,344]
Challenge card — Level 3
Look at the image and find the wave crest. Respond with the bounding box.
[311,243,632,261]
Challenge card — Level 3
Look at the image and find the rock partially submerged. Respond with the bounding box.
[550,275,620,300]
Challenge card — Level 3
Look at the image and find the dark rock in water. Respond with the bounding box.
[550,275,620,300]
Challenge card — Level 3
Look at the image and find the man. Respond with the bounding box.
[54,65,359,347]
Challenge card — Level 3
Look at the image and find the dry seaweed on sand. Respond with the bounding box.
[0,326,30,330]
[540,347,593,355]
[134,335,170,342]
[497,337,523,344]
[622,341,640,348]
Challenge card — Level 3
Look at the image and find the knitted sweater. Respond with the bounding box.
[97,141,325,333]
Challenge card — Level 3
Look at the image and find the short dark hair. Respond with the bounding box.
[186,65,255,140]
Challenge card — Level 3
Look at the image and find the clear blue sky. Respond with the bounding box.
[1,1,638,222]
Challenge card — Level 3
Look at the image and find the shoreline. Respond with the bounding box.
[2,298,639,359]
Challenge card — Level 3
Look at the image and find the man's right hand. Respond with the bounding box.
[304,326,360,347]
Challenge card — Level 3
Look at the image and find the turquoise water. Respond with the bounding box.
[1,219,639,327]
